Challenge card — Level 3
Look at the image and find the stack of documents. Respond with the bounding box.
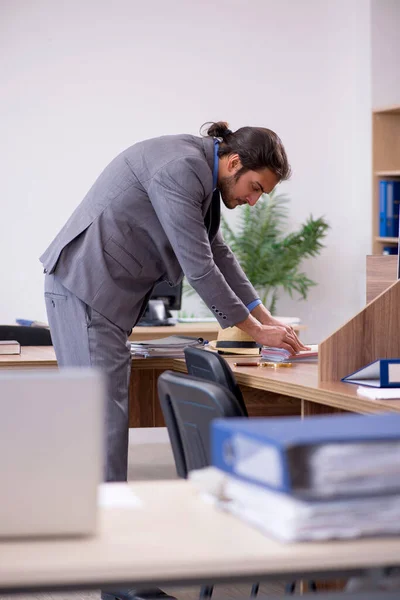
[261,344,318,363]
[357,387,400,400]
[190,467,400,542]
[342,358,400,388]
[130,335,204,358]
[192,413,400,542]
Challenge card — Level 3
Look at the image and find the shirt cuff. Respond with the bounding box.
[246,299,262,312]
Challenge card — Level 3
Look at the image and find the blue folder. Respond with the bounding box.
[211,413,400,497]
[341,358,400,388]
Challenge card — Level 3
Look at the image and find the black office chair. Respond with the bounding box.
[158,370,244,479]
[184,346,248,416]
[0,325,52,346]
[158,370,248,600]
[172,355,317,596]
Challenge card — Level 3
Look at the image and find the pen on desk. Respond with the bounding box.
[262,362,293,368]
[233,361,261,367]
[233,361,293,368]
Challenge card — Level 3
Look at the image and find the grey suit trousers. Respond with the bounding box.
[44,274,131,482]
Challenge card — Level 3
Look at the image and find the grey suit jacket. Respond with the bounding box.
[40,135,258,331]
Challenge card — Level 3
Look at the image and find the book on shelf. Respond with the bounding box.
[211,413,400,499]
[382,245,398,255]
[379,179,400,237]
[0,340,21,355]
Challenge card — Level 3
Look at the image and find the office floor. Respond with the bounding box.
[0,428,285,600]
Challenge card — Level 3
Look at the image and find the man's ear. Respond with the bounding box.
[227,153,242,173]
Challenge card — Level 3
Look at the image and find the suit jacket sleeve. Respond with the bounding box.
[211,229,260,306]
[147,157,249,328]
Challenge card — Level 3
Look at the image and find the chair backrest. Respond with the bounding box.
[184,346,248,416]
[0,325,52,346]
[157,370,245,478]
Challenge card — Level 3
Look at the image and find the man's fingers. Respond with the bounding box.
[282,333,300,354]
[288,327,310,351]
[281,342,296,355]
[300,343,311,351]
[259,325,307,355]
[296,337,311,351]
[285,331,302,353]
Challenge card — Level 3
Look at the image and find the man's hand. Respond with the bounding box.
[254,324,305,355]
[262,315,310,352]
[245,303,310,353]
[235,312,310,355]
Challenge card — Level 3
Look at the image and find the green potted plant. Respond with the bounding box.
[221,190,329,314]
[181,190,329,317]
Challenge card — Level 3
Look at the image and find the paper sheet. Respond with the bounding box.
[357,387,400,400]
[98,483,142,509]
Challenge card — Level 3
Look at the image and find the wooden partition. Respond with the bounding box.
[366,255,398,304]
[319,278,400,382]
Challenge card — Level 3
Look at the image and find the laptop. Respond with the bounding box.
[0,368,105,538]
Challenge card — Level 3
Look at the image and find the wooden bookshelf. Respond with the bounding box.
[374,236,398,244]
[375,170,400,176]
[372,106,400,254]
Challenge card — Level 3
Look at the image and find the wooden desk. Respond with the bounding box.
[134,357,400,426]
[1,480,400,594]
[129,323,220,342]
[0,346,57,368]
[2,348,400,428]
[223,358,400,415]
[129,321,305,341]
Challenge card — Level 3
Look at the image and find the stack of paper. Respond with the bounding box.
[261,345,318,363]
[130,335,204,358]
[200,414,400,542]
[190,467,400,542]
[357,387,400,400]
[306,441,400,496]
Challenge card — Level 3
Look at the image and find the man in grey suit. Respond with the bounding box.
[40,121,306,600]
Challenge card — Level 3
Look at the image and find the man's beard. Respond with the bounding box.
[218,174,242,210]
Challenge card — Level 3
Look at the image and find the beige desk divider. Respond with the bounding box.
[319,276,400,383]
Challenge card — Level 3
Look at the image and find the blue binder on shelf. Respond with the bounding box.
[379,180,387,236]
[211,413,400,498]
[341,358,400,388]
[379,180,400,238]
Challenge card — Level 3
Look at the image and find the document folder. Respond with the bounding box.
[211,413,400,498]
[341,358,400,388]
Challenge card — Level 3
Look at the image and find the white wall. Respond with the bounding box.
[0,0,371,343]
[371,0,400,109]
